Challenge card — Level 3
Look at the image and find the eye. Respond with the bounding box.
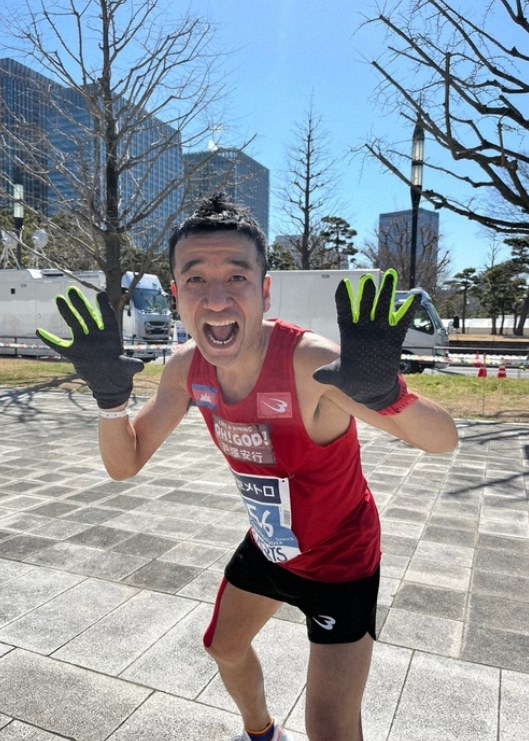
[230,274,248,282]
[186,275,205,284]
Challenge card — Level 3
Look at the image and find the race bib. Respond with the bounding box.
[231,468,301,563]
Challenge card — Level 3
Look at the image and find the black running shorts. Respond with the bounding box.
[224,532,379,644]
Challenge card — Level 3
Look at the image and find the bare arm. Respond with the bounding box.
[99,343,194,480]
[325,384,458,453]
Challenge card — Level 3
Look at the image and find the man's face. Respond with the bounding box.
[172,232,271,368]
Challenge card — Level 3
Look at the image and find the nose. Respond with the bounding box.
[203,280,232,311]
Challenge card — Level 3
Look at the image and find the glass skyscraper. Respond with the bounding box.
[183,149,270,238]
[0,58,183,250]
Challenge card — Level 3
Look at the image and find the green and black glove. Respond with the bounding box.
[36,286,144,409]
[313,269,420,411]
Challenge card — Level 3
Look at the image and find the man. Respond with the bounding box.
[37,194,458,741]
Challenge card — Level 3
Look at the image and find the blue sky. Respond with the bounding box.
[184,0,512,276]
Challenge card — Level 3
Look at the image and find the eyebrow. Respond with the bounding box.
[180,257,254,274]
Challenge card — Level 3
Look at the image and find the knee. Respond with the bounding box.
[203,630,251,667]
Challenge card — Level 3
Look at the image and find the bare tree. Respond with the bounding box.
[361,1,529,238]
[0,0,227,320]
[278,106,339,269]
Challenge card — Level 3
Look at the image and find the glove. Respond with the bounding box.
[313,269,421,410]
[36,286,144,409]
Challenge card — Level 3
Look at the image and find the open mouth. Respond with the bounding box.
[203,320,239,346]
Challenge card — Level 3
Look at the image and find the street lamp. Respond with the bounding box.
[13,183,24,267]
[31,228,49,269]
[409,119,424,289]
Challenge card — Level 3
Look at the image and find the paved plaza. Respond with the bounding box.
[0,388,528,740]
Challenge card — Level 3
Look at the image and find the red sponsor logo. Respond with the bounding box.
[257,392,292,419]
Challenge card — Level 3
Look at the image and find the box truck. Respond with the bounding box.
[0,268,172,360]
[265,269,448,373]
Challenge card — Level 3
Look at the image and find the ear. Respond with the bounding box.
[263,275,271,313]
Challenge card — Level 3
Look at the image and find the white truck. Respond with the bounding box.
[0,268,172,360]
[265,269,449,373]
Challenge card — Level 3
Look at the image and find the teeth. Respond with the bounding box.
[204,320,238,346]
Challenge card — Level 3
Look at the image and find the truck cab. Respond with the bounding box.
[120,271,172,353]
[395,288,449,373]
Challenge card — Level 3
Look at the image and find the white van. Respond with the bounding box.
[266,269,448,373]
[0,268,172,360]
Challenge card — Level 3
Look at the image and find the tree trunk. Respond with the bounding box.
[514,288,529,336]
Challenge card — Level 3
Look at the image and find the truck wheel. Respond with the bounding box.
[399,356,419,374]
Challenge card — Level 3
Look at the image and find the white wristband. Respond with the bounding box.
[99,407,129,419]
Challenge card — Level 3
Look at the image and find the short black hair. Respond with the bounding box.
[169,192,268,280]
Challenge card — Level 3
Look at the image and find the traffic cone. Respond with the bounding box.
[497,363,507,379]
[477,363,487,378]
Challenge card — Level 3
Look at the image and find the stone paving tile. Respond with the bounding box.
[60,506,119,525]
[404,555,472,592]
[23,542,101,569]
[0,579,137,654]
[29,519,91,540]
[0,560,33,585]
[110,532,179,559]
[471,568,529,603]
[500,670,529,741]
[0,649,150,741]
[388,652,499,740]
[107,692,242,741]
[122,559,202,593]
[121,602,219,697]
[0,513,55,533]
[71,550,151,580]
[0,567,83,627]
[176,568,224,602]
[380,607,464,657]
[0,720,67,739]
[159,540,228,567]
[65,525,133,549]
[392,582,467,621]
[421,523,476,547]
[54,590,193,675]
[412,540,474,568]
[468,592,529,635]
[461,623,529,673]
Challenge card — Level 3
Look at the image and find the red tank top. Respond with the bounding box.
[187,319,380,581]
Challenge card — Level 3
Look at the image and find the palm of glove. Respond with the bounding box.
[313,270,420,410]
[36,287,144,409]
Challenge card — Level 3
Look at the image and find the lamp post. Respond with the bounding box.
[409,119,424,289]
[31,229,49,269]
[13,183,24,267]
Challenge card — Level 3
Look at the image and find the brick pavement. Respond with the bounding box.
[0,389,528,740]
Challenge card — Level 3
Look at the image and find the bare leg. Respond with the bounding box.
[305,633,374,741]
[204,581,282,730]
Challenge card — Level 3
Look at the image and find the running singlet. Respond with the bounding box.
[187,319,381,582]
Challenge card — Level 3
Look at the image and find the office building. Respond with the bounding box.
[0,58,56,214]
[0,58,183,250]
[183,149,269,238]
[378,207,439,278]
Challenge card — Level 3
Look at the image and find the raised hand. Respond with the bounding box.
[36,287,144,409]
[313,269,420,410]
